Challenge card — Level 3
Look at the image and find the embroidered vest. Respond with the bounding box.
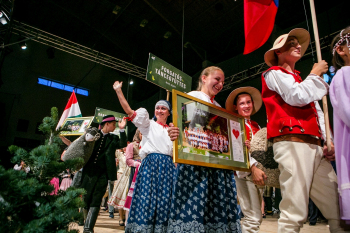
[261,66,322,139]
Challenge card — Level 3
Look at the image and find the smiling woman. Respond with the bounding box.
[112,81,176,232]
[167,66,242,233]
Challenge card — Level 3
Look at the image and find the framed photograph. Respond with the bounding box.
[59,116,94,136]
[172,89,250,172]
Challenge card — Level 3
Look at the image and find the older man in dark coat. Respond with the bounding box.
[81,115,127,233]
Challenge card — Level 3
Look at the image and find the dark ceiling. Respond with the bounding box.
[10,0,348,79]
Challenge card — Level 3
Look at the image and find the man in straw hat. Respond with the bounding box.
[226,87,265,233]
[81,115,127,233]
[261,28,348,232]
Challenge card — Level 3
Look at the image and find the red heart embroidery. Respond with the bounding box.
[232,129,240,139]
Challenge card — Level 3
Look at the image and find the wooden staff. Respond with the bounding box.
[309,0,332,151]
[166,90,170,101]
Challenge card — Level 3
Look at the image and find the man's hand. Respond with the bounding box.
[113,81,123,91]
[168,123,180,141]
[245,140,251,149]
[311,60,328,77]
[118,117,127,130]
[323,141,335,161]
[251,165,267,186]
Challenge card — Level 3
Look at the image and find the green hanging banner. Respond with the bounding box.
[146,53,192,93]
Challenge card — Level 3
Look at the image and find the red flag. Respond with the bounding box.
[243,0,279,54]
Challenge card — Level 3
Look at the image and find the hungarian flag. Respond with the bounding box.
[56,91,82,129]
[243,0,279,54]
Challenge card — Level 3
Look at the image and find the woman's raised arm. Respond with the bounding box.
[113,81,134,116]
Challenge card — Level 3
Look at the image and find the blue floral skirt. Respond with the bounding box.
[125,153,176,233]
[167,164,242,233]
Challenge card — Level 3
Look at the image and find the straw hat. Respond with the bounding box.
[264,28,310,67]
[225,87,262,115]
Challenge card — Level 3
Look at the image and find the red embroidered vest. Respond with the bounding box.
[261,67,322,139]
[245,120,260,141]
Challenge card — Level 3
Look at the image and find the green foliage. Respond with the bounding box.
[0,107,85,233]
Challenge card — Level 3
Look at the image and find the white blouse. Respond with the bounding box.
[132,108,173,159]
[187,91,221,107]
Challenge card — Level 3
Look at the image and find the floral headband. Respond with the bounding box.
[332,30,350,55]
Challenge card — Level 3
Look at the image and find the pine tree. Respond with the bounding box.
[0,107,85,233]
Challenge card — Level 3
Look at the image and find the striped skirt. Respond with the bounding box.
[125,153,176,233]
[108,166,131,209]
[124,165,140,211]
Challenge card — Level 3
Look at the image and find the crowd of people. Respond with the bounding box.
[184,126,229,153]
[13,26,349,233]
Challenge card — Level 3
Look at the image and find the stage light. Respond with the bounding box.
[129,79,134,85]
[113,5,121,14]
[0,11,8,25]
[140,19,148,27]
[164,31,172,39]
[184,42,191,48]
[20,42,27,50]
[0,17,7,25]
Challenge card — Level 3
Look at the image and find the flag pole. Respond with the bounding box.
[309,0,332,152]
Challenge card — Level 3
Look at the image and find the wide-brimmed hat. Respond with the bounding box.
[264,28,310,67]
[225,87,262,115]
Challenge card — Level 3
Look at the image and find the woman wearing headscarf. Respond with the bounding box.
[113,80,175,233]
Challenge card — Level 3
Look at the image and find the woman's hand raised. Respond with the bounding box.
[113,81,123,91]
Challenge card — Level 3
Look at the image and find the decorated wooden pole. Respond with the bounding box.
[309,0,332,151]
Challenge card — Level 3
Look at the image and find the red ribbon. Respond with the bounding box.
[156,121,169,128]
[126,111,137,122]
[210,96,215,103]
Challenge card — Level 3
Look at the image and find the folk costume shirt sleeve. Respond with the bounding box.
[264,69,329,107]
[330,67,350,128]
[315,101,328,140]
[131,108,173,159]
[125,143,141,167]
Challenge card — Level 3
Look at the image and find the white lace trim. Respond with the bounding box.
[125,222,168,233]
[167,219,242,233]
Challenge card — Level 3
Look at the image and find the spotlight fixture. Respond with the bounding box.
[113,5,121,14]
[20,41,27,50]
[129,79,134,85]
[0,11,8,25]
[184,42,191,48]
[164,31,172,39]
[140,19,148,28]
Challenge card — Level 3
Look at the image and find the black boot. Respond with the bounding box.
[78,208,87,226]
[83,207,99,233]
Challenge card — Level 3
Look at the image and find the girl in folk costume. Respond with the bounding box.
[167,66,242,232]
[107,148,128,226]
[225,87,265,233]
[113,81,175,233]
[330,26,350,225]
[59,169,73,191]
[123,129,142,226]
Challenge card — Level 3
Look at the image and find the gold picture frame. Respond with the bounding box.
[172,89,250,172]
[59,116,94,136]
